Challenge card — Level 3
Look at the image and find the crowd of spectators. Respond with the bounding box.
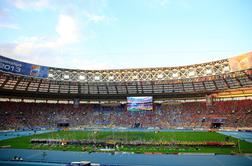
[0,99,251,130]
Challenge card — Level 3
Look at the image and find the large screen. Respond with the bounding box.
[127,96,153,111]
[228,52,252,72]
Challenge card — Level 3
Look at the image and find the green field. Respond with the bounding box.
[0,130,252,154]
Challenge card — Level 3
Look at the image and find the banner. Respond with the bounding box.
[228,52,252,72]
[206,95,213,106]
[0,55,48,78]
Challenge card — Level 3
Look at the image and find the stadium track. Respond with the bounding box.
[0,148,252,166]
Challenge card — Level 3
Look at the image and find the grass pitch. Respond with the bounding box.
[0,130,252,154]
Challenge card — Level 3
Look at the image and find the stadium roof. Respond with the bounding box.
[0,53,251,100]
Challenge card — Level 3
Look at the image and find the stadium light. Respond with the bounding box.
[79,75,86,80]
[223,66,230,72]
[64,75,70,79]
[133,75,138,80]
[157,74,163,79]
[172,73,179,78]
[48,73,54,78]
[206,69,212,75]
[109,76,114,80]
[188,71,195,77]
[94,76,100,81]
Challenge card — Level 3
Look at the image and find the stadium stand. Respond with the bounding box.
[0,53,252,131]
[0,100,251,130]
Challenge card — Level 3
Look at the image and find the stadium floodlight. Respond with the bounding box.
[48,73,54,78]
[157,74,163,79]
[133,75,138,80]
[188,71,195,77]
[109,76,114,80]
[223,66,230,72]
[94,76,100,81]
[206,69,212,75]
[172,73,179,78]
[64,75,70,79]
[79,75,86,81]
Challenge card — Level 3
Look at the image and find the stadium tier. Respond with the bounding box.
[0,100,251,130]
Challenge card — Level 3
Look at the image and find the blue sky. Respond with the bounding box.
[0,0,251,69]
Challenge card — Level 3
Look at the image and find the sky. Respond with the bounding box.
[0,0,251,69]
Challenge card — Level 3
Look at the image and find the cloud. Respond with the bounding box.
[146,0,191,9]
[83,11,117,24]
[56,14,80,45]
[0,0,117,69]
[0,23,20,29]
[85,12,106,23]
[9,0,50,10]
[62,55,111,69]
[0,10,7,18]
[0,43,111,70]
[0,8,19,30]
[0,13,81,58]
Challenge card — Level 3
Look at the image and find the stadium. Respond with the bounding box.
[1,0,252,166]
[0,52,252,166]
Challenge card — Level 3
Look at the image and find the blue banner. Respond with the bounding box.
[0,55,48,78]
